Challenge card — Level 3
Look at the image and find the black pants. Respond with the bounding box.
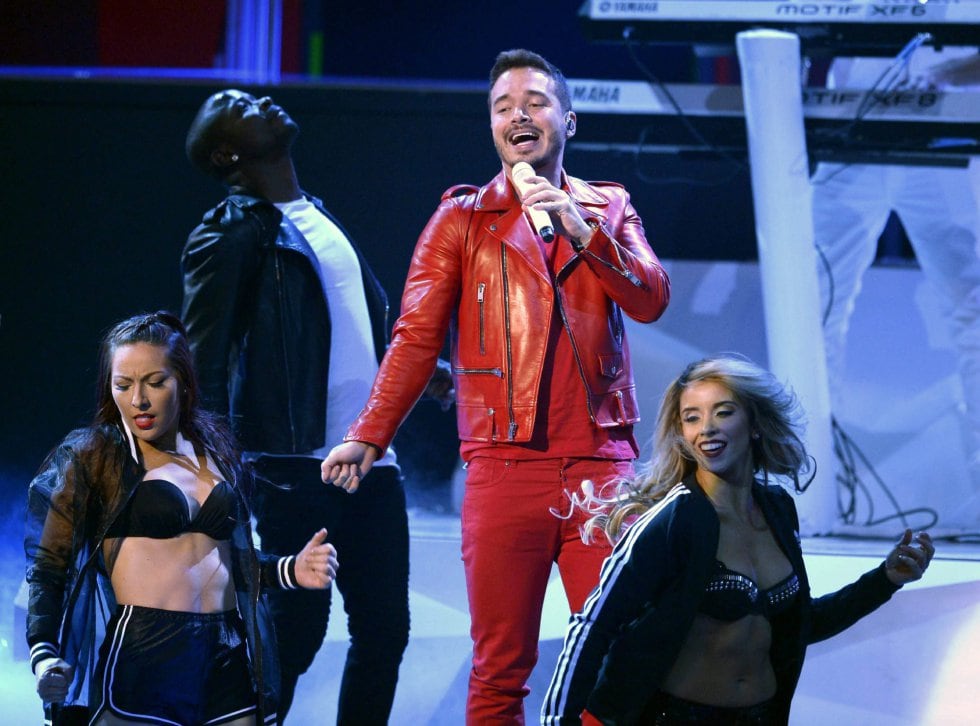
[253,457,410,726]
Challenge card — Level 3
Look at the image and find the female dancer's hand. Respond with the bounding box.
[295,528,338,589]
[884,529,935,585]
[34,657,74,703]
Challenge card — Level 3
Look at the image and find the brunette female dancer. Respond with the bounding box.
[26,312,337,725]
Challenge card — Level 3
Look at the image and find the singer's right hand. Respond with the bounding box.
[321,441,379,493]
[511,163,593,244]
[35,657,73,703]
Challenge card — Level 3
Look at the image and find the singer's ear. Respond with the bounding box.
[564,113,576,136]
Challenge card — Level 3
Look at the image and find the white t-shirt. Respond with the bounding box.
[276,198,396,466]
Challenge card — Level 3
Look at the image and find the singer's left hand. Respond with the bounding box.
[519,174,594,245]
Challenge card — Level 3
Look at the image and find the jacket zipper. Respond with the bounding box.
[501,244,517,440]
[454,366,503,377]
[477,282,486,355]
[556,227,645,289]
[554,281,596,422]
[581,250,645,287]
[273,250,297,449]
[57,453,145,660]
[249,526,265,716]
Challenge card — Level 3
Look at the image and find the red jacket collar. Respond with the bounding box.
[473,169,611,212]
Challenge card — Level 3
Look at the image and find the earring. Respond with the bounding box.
[751,432,760,440]
[231,154,239,162]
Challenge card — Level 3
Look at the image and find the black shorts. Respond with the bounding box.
[91,604,263,725]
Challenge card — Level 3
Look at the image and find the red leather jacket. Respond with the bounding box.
[347,170,670,451]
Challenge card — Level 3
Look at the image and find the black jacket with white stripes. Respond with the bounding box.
[542,475,901,725]
[24,424,301,722]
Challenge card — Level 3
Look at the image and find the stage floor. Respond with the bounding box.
[4,507,978,725]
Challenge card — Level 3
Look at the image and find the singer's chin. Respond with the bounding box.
[514,155,540,169]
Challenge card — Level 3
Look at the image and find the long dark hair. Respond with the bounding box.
[94,311,241,481]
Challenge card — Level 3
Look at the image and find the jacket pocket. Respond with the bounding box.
[456,402,498,442]
[597,352,625,380]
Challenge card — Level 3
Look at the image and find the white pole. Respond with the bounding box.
[225,0,282,84]
[736,30,837,534]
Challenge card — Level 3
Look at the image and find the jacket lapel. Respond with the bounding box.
[473,170,616,281]
[754,482,808,581]
[476,172,551,283]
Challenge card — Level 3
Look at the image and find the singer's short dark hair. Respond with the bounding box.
[488,49,572,114]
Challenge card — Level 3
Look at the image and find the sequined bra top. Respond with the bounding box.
[106,479,237,541]
[699,560,800,621]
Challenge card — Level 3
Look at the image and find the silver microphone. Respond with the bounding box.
[511,162,555,242]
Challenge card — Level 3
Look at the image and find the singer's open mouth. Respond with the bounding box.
[510,131,539,145]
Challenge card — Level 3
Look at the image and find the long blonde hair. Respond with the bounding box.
[585,354,813,543]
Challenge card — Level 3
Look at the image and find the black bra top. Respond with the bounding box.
[106,479,237,541]
[699,560,800,622]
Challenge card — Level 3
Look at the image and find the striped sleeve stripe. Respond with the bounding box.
[278,556,299,590]
[542,484,690,724]
[30,641,59,673]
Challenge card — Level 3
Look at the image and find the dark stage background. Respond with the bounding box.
[0,5,764,505]
[0,1,911,506]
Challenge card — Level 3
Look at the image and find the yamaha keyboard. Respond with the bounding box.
[567,78,980,164]
[579,0,980,55]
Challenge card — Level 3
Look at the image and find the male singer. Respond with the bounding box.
[181,89,432,724]
[323,49,671,724]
